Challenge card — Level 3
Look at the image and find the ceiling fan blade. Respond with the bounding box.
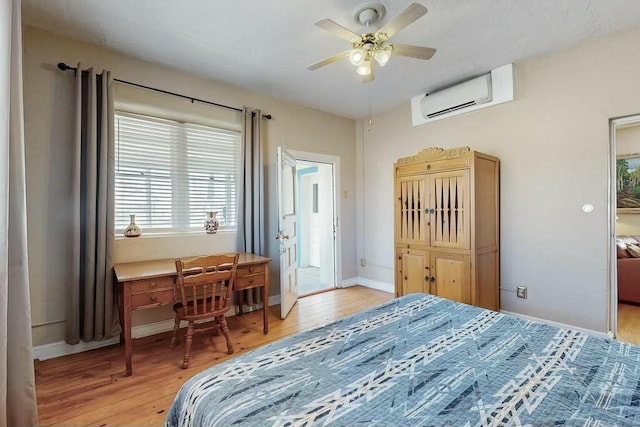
[378,3,428,39]
[392,44,436,60]
[307,51,350,70]
[361,62,375,83]
[315,19,360,42]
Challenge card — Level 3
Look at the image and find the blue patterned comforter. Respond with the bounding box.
[166,293,640,426]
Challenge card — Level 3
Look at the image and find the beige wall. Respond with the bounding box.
[616,124,640,155]
[23,26,357,346]
[356,25,640,333]
[617,215,640,235]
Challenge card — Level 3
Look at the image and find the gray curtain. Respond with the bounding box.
[65,65,121,344]
[236,108,265,308]
[1,0,39,424]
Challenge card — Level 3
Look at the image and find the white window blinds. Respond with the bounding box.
[114,112,240,233]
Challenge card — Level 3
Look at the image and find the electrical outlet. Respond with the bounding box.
[360,258,367,267]
[516,286,527,299]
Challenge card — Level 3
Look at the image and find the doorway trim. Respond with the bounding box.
[287,149,341,290]
[608,114,640,338]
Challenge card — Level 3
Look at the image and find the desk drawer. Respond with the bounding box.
[131,289,174,308]
[237,264,266,277]
[235,274,265,290]
[130,277,174,294]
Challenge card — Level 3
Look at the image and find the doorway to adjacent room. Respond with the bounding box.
[277,149,340,318]
[610,114,640,344]
[296,159,336,295]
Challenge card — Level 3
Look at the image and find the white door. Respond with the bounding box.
[277,146,299,318]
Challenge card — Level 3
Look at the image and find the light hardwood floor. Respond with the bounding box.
[35,286,392,427]
[617,302,640,345]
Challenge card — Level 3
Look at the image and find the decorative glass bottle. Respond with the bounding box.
[124,214,142,237]
[204,211,219,234]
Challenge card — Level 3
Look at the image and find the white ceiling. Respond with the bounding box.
[22,0,640,119]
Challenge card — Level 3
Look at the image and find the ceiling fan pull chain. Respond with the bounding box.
[367,91,373,132]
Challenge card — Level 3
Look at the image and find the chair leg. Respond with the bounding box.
[218,315,234,354]
[182,322,194,369]
[170,316,180,348]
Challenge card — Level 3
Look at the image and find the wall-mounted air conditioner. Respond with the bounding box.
[411,63,515,127]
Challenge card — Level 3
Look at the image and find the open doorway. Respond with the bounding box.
[277,148,341,317]
[288,150,340,297]
[611,115,640,345]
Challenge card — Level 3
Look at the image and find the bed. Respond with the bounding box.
[166,293,640,426]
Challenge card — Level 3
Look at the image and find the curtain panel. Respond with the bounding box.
[0,0,39,425]
[65,66,121,344]
[236,108,266,308]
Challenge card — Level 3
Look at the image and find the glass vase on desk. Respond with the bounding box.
[204,211,219,234]
[124,214,142,237]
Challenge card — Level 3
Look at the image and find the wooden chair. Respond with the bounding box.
[172,253,239,369]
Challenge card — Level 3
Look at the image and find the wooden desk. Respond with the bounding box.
[113,252,271,376]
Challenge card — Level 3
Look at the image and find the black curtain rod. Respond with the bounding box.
[57,62,272,120]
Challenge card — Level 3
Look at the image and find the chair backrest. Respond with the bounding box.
[174,253,239,319]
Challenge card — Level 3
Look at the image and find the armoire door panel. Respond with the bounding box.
[431,253,470,304]
[397,249,429,295]
[395,176,428,245]
[429,170,470,249]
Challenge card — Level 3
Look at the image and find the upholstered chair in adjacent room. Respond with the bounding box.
[172,253,239,369]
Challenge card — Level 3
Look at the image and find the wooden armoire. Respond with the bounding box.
[394,146,500,310]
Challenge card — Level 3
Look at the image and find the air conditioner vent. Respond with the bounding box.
[426,100,477,118]
[411,63,515,126]
[421,74,492,119]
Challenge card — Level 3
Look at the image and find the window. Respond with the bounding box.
[312,183,319,213]
[114,112,240,234]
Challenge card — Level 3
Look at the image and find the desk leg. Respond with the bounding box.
[123,283,133,376]
[263,264,269,334]
[118,283,125,344]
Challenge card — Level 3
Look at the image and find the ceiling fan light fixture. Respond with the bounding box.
[355,60,372,76]
[308,3,435,83]
[374,46,392,67]
[349,48,365,66]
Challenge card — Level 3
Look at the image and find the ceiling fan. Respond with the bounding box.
[307,2,436,83]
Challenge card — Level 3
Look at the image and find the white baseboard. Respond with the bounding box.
[340,277,359,288]
[131,318,176,339]
[32,337,120,361]
[268,294,281,306]
[341,277,394,294]
[33,296,283,361]
[32,320,177,361]
[500,309,609,339]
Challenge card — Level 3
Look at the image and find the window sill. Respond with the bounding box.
[114,229,236,240]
